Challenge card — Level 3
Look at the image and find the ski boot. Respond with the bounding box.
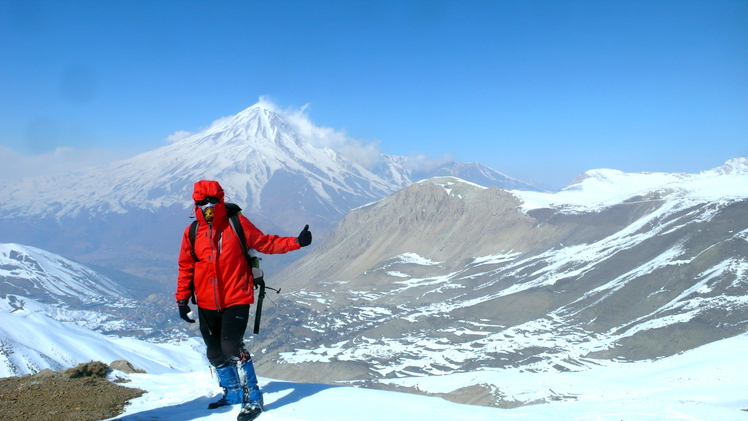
[236,352,263,421]
[237,404,263,421]
[208,362,244,409]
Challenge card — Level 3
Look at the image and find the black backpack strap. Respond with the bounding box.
[226,204,252,265]
[189,214,249,262]
[228,215,249,259]
[188,220,199,262]
[187,220,199,305]
[228,214,260,289]
[225,212,273,334]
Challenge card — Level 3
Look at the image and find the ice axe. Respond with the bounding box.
[252,268,281,335]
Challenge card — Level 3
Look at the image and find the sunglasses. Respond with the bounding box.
[195,197,219,207]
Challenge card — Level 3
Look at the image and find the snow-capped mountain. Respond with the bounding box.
[0,242,197,377]
[0,294,205,377]
[0,102,541,285]
[1,104,395,221]
[0,103,541,222]
[249,158,748,405]
[0,243,130,305]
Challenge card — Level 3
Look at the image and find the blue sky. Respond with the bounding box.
[1,0,746,188]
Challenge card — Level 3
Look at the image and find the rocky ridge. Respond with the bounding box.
[246,164,748,406]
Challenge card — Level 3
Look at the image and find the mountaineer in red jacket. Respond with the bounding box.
[176,180,311,421]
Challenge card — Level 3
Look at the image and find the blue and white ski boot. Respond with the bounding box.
[208,362,244,409]
[236,353,263,421]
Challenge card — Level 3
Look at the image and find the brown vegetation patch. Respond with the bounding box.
[0,362,145,421]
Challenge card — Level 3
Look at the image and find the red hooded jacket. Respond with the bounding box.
[175,180,300,310]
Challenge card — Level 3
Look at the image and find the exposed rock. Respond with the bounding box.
[109,360,142,374]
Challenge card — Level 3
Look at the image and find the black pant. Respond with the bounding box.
[198,305,250,367]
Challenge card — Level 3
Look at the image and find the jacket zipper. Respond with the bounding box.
[209,223,222,311]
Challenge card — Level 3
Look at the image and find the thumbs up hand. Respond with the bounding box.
[297,224,312,247]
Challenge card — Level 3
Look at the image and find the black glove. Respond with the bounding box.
[297,224,312,247]
[178,301,196,323]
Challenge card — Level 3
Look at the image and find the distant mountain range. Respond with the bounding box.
[0,103,543,288]
[248,158,748,406]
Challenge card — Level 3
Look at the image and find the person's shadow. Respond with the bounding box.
[262,380,342,410]
[110,395,232,420]
[110,381,341,420]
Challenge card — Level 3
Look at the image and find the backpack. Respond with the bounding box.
[187,203,280,333]
[186,203,263,303]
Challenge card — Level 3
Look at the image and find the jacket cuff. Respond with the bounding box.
[177,299,189,306]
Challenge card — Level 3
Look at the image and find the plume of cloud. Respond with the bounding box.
[259,96,384,170]
[166,130,192,143]
[207,115,234,130]
[402,153,454,172]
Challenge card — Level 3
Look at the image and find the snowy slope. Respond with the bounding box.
[0,243,130,304]
[3,291,745,420]
[0,295,204,377]
[514,157,748,211]
[0,243,194,376]
[105,333,748,420]
[2,282,746,420]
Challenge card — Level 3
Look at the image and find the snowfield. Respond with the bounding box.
[4,291,747,420]
[107,333,748,421]
[513,158,748,212]
[0,295,204,377]
[111,372,507,421]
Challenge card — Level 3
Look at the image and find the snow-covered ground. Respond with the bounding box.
[0,295,202,377]
[111,371,506,421]
[104,333,748,421]
[513,157,748,212]
[6,291,746,420]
